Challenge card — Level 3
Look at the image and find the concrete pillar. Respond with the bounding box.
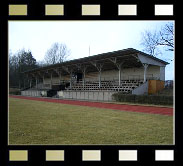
[83,70,85,88]
[70,70,73,89]
[82,66,87,89]
[97,64,103,88]
[43,75,44,84]
[118,63,123,86]
[36,77,38,89]
[24,79,25,89]
[99,70,101,88]
[90,62,103,88]
[50,72,52,88]
[143,64,149,83]
[59,72,62,84]
[30,79,32,88]
[119,68,121,86]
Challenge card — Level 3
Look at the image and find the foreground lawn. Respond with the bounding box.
[9,98,173,145]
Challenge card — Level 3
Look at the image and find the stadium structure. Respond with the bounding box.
[21,48,169,101]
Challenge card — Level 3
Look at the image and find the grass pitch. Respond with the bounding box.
[9,98,173,145]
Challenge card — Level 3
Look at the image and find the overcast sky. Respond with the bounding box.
[8,20,174,80]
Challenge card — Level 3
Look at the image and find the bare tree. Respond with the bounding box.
[44,43,70,64]
[141,30,161,56]
[141,22,174,56]
[158,23,174,51]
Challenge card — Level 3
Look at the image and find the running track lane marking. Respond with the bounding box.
[9,95,173,116]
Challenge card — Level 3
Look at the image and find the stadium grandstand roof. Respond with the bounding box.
[24,48,169,74]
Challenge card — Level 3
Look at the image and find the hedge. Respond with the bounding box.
[9,88,21,95]
[112,93,173,106]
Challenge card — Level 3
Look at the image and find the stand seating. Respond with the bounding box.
[66,80,144,93]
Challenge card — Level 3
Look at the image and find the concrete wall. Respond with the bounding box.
[21,90,41,97]
[43,66,161,84]
[132,81,149,95]
[160,66,165,81]
[85,66,160,81]
[57,91,115,101]
[132,80,165,95]
[21,90,47,97]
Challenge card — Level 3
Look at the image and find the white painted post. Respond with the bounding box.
[43,74,44,85]
[83,71,85,88]
[143,64,149,83]
[30,79,32,89]
[70,70,72,89]
[24,79,25,89]
[90,62,103,88]
[50,72,52,88]
[98,64,103,88]
[119,68,121,86]
[99,70,101,88]
[118,63,123,86]
[59,72,62,84]
[36,77,38,89]
[82,67,86,88]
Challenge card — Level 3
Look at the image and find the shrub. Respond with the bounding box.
[9,88,21,95]
[112,92,173,106]
[112,93,136,102]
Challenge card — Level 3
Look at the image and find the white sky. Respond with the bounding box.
[8,20,174,80]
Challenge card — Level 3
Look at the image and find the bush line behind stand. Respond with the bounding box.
[112,93,173,106]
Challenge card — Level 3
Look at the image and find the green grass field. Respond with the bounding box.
[9,98,173,145]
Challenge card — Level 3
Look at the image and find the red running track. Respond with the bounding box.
[10,95,173,116]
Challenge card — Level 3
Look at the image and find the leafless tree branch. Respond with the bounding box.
[141,22,174,57]
[44,42,71,65]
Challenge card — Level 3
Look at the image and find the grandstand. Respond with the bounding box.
[21,48,169,101]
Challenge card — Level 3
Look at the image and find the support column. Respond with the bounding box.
[119,68,121,86]
[143,64,149,83]
[24,79,25,89]
[62,66,73,89]
[59,72,62,84]
[70,70,73,89]
[108,58,124,87]
[83,70,86,88]
[99,70,102,88]
[82,66,87,89]
[43,74,44,84]
[97,64,103,88]
[118,63,123,86]
[30,79,32,89]
[90,62,103,88]
[55,68,62,85]
[36,77,38,89]
[50,72,53,88]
